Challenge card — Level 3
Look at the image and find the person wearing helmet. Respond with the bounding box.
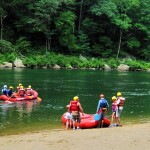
[96,94,109,128]
[116,92,125,126]
[17,83,22,92]
[69,96,84,130]
[18,85,26,97]
[109,96,117,127]
[2,85,8,95]
[7,86,14,97]
[26,85,33,96]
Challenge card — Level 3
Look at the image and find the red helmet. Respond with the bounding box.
[100,94,104,98]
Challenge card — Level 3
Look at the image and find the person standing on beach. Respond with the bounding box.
[64,104,72,130]
[96,94,109,128]
[116,92,125,126]
[69,96,84,130]
[109,96,117,127]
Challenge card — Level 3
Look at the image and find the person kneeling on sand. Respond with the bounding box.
[69,96,84,130]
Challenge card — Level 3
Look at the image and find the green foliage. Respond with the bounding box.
[0,40,13,53]
[124,59,149,70]
[106,58,120,69]
[0,54,5,64]
[5,53,17,63]
[14,37,31,54]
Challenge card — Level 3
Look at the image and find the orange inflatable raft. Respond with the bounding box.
[62,112,110,129]
[0,90,39,102]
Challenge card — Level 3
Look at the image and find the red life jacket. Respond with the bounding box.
[70,101,79,112]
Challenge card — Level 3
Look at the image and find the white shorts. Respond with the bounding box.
[64,112,72,120]
[116,106,123,117]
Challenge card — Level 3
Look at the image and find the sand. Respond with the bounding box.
[0,123,150,150]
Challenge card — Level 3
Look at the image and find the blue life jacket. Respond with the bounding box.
[100,99,107,108]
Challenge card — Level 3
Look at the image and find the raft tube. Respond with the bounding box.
[0,90,38,102]
[62,112,110,129]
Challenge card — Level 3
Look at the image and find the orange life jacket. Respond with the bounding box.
[70,101,79,112]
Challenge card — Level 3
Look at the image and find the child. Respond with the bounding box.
[64,105,72,129]
[110,96,117,127]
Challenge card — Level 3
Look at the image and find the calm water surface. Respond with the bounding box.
[0,68,150,135]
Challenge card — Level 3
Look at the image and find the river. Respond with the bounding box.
[0,68,150,135]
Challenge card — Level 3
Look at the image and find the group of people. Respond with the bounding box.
[1,83,34,98]
[96,92,125,127]
[65,92,125,130]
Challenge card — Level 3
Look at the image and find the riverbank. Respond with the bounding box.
[0,123,150,150]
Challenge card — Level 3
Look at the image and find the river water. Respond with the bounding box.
[0,68,150,135]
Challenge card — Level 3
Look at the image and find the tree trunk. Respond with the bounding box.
[117,29,123,58]
[78,0,83,33]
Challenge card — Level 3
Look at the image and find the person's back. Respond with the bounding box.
[2,85,8,95]
[7,86,14,97]
[70,96,84,130]
[96,94,109,128]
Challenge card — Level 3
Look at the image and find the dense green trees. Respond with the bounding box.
[0,0,150,60]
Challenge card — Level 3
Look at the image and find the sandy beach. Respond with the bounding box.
[0,123,150,150]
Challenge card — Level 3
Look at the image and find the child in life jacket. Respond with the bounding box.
[110,96,117,127]
[64,105,72,130]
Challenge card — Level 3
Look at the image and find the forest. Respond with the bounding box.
[0,0,150,69]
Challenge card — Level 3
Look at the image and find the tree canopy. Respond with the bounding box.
[0,0,150,60]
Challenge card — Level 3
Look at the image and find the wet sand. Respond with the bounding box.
[0,123,150,150]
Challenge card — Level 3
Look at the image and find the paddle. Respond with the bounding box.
[37,97,42,101]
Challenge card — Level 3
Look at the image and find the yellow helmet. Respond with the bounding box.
[20,85,24,89]
[117,92,122,97]
[19,83,22,86]
[28,85,31,88]
[112,96,117,101]
[73,96,79,101]
[9,86,13,89]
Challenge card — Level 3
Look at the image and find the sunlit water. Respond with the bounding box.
[0,68,150,135]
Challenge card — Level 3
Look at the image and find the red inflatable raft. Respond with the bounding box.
[0,90,39,102]
[62,112,110,129]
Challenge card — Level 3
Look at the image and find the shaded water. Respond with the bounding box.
[0,68,150,135]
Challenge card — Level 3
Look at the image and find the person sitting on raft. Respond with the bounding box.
[26,85,33,96]
[18,86,26,97]
[7,86,15,97]
[2,85,8,95]
[17,83,22,92]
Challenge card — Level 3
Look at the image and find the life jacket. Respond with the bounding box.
[2,88,8,95]
[26,88,33,96]
[100,99,107,108]
[118,97,125,106]
[19,89,25,97]
[70,101,79,112]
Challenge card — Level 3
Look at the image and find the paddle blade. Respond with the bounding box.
[37,97,42,101]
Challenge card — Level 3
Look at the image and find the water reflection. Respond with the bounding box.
[0,99,42,118]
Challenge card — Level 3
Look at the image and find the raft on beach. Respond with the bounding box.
[0,90,39,102]
[62,112,110,129]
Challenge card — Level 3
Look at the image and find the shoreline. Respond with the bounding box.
[0,123,150,150]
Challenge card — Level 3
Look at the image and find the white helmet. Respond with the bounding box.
[4,85,7,88]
